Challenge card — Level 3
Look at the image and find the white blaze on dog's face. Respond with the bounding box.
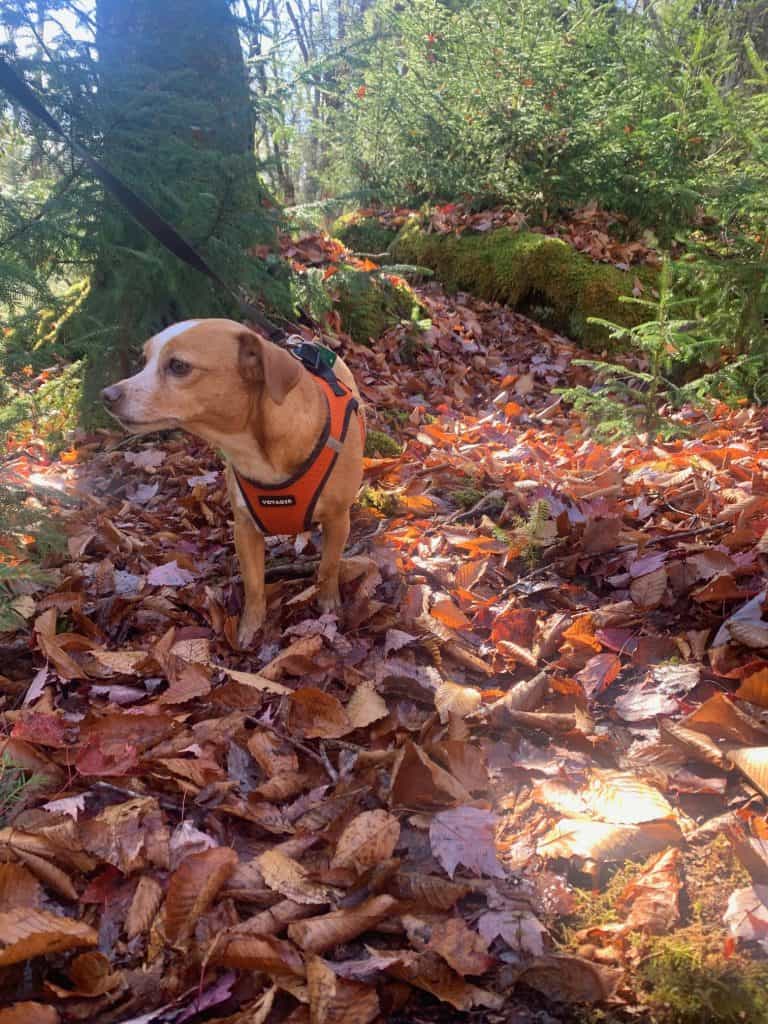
[102,318,301,441]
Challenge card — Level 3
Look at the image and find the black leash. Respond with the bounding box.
[0,59,287,342]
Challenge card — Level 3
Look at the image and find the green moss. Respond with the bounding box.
[382,408,410,427]
[330,266,422,345]
[359,485,399,516]
[637,928,768,1024]
[451,484,486,509]
[332,213,398,255]
[364,429,403,457]
[295,263,424,346]
[390,218,658,349]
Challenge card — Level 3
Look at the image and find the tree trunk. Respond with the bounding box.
[77,0,283,415]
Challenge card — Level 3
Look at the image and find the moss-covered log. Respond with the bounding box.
[332,214,398,256]
[296,264,424,345]
[391,218,657,348]
[332,268,423,344]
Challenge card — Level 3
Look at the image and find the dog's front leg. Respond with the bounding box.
[233,505,266,648]
[317,511,350,614]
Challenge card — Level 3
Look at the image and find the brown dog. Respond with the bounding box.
[102,318,364,646]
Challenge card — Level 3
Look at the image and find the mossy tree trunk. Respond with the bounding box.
[74,0,288,417]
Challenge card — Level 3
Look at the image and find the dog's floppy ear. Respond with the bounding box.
[238,329,301,405]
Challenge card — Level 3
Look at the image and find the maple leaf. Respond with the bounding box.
[146,561,196,587]
[429,806,505,879]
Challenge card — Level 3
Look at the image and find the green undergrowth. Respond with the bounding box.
[296,264,425,345]
[0,756,43,826]
[332,212,398,256]
[364,429,403,457]
[637,928,768,1024]
[561,836,765,1024]
[359,485,399,516]
[391,218,657,348]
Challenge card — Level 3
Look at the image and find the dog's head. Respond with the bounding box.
[102,318,301,436]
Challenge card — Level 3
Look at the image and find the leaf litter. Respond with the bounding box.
[3,233,768,1020]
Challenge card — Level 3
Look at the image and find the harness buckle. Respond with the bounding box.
[289,339,346,397]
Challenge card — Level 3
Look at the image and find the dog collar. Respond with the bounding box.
[232,354,364,536]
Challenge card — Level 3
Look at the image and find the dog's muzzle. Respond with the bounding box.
[101,384,124,409]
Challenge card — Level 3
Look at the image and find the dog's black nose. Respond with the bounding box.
[101,384,123,406]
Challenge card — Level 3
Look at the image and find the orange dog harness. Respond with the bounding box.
[233,349,363,536]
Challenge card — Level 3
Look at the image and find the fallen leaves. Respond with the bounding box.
[164,847,238,944]
[0,909,97,966]
[258,849,333,905]
[429,806,505,878]
[287,895,398,954]
[7,233,768,1021]
[427,916,495,974]
[331,810,400,872]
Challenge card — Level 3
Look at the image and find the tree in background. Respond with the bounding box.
[236,0,375,206]
[0,0,291,415]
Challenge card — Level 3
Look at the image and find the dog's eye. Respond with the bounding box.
[167,357,191,378]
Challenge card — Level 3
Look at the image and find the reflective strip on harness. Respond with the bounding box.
[233,377,363,536]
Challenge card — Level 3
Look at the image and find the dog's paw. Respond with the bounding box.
[237,606,265,649]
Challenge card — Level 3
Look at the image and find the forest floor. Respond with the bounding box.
[3,237,768,1023]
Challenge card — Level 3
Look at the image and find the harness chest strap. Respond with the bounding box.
[233,376,364,536]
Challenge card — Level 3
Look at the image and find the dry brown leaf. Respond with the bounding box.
[477,909,547,956]
[429,805,505,878]
[728,747,768,799]
[211,932,306,975]
[618,847,681,934]
[47,951,122,998]
[659,718,727,768]
[214,987,276,1024]
[390,741,470,810]
[232,899,314,937]
[80,797,170,874]
[0,1005,59,1024]
[170,637,210,663]
[630,568,668,609]
[383,948,503,1010]
[517,954,623,1003]
[346,681,388,729]
[684,693,768,746]
[436,739,488,794]
[255,772,313,803]
[158,658,212,704]
[0,823,94,874]
[15,849,78,902]
[0,862,41,911]
[735,668,768,708]
[125,875,164,939]
[501,671,550,712]
[258,849,332,905]
[85,649,147,676]
[583,770,673,824]
[215,665,292,696]
[288,895,397,954]
[390,872,470,911]
[248,730,299,776]
[426,916,494,975]
[538,819,681,863]
[289,687,351,739]
[723,885,768,943]
[0,908,97,966]
[331,810,401,872]
[727,620,768,648]
[261,635,324,679]
[434,681,482,721]
[164,847,238,944]
[307,955,380,1024]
